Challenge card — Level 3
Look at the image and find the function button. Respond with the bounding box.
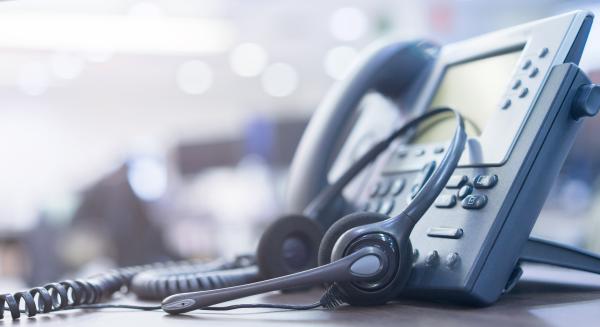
[461,194,488,209]
[446,252,460,268]
[425,250,439,266]
[529,67,539,78]
[377,180,392,196]
[473,174,498,189]
[501,99,511,110]
[390,178,406,195]
[511,79,522,90]
[518,87,529,98]
[435,194,456,208]
[433,146,444,154]
[446,175,468,189]
[427,227,463,239]
[521,59,532,70]
[396,148,408,158]
[457,184,473,200]
[379,199,395,215]
[415,148,426,157]
[538,47,549,58]
[369,182,380,197]
[368,199,382,212]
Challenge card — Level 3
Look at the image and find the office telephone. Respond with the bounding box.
[2,10,600,320]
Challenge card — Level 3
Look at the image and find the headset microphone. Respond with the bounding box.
[162,246,387,314]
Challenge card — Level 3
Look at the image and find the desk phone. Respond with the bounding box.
[288,11,600,305]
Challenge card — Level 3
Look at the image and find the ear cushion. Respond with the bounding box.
[318,212,389,267]
[256,214,324,279]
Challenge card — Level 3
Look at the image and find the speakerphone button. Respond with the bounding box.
[519,87,529,98]
[446,175,468,189]
[434,146,445,154]
[501,99,511,110]
[529,67,539,78]
[462,194,488,209]
[538,47,549,58]
[521,59,532,70]
[474,175,498,189]
[415,148,426,157]
[427,227,463,239]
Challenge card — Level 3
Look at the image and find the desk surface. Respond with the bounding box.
[5,264,600,326]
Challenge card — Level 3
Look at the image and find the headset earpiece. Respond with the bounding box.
[256,214,323,279]
[318,212,389,267]
[318,212,413,306]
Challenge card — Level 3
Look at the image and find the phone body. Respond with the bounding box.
[288,11,595,305]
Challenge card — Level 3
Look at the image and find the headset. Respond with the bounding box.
[161,107,466,313]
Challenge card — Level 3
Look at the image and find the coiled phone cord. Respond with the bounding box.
[0,256,335,320]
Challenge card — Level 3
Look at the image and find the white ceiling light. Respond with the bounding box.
[324,46,358,80]
[329,7,368,41]
[229,43,268,77]
[0,12,236,55]
[176,60,213,95]
[261,63,298,97]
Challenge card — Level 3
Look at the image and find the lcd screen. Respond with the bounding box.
[413,50,522,144]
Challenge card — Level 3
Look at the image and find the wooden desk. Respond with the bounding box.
[7,264,600,326]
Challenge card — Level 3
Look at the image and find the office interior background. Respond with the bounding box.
[0,0,600,289]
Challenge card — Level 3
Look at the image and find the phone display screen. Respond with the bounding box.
[413,50,522,144]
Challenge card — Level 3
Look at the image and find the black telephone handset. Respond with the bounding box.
[3,10,600,321]
[287,40,436,218]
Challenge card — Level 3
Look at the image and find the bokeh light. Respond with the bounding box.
[260,63,298,97]
[329,7,368,41]
[176,60,213,95]
[229,42,268,77]
[324,45,358,80]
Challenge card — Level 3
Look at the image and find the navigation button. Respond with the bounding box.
[415,148,426,157]
[501,99,511,110]
[369,183,380,197]
[521,59,532,70]
[538,47,549,58]
[462,194,488,209]
[457,184,473,200]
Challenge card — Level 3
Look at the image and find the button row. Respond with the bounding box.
[433,174,497,209]
[502,47,549,110]
[424,250,460,269]
[369,178,406,198]
[395,146,445,159]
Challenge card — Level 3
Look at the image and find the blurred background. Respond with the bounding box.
[0,0,600,289]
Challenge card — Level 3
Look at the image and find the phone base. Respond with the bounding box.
[518,236,600,276]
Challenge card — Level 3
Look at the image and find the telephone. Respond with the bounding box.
[2,10,600,320]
